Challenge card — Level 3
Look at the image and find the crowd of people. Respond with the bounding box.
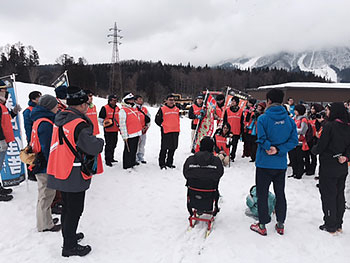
[0,79,350,257]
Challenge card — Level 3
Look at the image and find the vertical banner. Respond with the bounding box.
[52,70,69,88]
[1,76,25,186]
[193,94,217,152]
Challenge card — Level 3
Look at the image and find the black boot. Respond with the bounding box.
[62,244,92,257]
[0,186,13,195]
[0,194,13,202]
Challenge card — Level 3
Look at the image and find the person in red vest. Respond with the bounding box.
[189,94,204,145]
[55,85,68,111]
[242,98,257,158]
[30,95,61,232]
[23,90,42,181]
[289,104,309,179]
[119,93,142,170]
[0,80,16,201]
[98,94,120,167]
[84,90,100,136]
[155,94,180,170]
[134,95,151,164]
[213,122,233,166]
[47,86,104,257]
[223,96,244,162]
[214,94,225,126]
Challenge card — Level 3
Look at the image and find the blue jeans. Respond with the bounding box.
[256,167,287,224]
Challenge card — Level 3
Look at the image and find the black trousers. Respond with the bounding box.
[159,149,176,167]
[250,135,258,161]
[304,150,317,175]
[230,135,240,161]
[123,136,139,169]
[61,191,86,249]
[242,132,251,157]
[104,132,118,163]
[256,167,287,224]
[289,146,306,178]
[319,171,347,231]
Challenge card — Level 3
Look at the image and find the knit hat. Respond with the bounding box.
[196,94,204,100]
[66,86,88,106]
[38,95,58,111]
[122,92,135,103]
[266,89,284,104]
[166,94,175,100]
[0,79,7,89]
[231,96,240,104]
[55,85,67,99]
[108,94,117,101]
[248,98,257,105]
[199,136,214,152]
[258,102,266,109]
[295,104,306,115]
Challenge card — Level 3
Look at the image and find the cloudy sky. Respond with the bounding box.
[1,0,350,66]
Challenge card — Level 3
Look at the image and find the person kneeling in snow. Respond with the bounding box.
[183,137,224,213]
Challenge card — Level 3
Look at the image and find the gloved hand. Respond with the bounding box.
[200,109,206,116]
[196,114,203,120]
[13,104,22,114]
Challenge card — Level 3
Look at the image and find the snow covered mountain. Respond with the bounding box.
[218,47,350,82]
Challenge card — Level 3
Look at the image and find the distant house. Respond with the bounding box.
[247,82,350,104]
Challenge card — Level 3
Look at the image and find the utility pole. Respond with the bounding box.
[108,22,123,96]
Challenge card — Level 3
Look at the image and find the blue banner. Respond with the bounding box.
[1,76,25,186]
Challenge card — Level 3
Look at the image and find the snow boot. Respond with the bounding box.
[250,223,267,236]
[319,224,337,234]
[62,244,91,257]
[0,194,13,202]
[0,186,13,195]
[275,222,284,235]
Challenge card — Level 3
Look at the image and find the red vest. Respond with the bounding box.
[30,118,53,153]
[295,118,309,151]
[216,106,223,125]
[47,118,103,180]
[243,108,254,132]
[226,108,243,135]
[161,106,180,134]
[192,104,202,125]
[104,104,120,132]
[86,104,100,135]
[122,106,142,135]
[215,134,230,156]
[0,103,15,143]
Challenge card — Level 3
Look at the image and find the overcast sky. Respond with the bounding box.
[1,0,350,66]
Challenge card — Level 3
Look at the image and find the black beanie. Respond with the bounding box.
[0,79,7,89]
[199,136,214,152]
[66,86,88,106]
[108,94,117,101]
[266,89,284,104]
[38,95,57,111]
[295,104,306,115]
[55,85,67,99]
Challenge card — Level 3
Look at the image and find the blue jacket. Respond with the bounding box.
[23,101,37,143]
[30,105,56,173]
[255,104,298,170]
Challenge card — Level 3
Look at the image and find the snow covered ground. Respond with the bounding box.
[0,82,349,263]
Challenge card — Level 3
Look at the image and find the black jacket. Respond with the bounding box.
[155,104,179,150]
[183,151,224,189]
[188,102,203,130]
[312,119,350,176]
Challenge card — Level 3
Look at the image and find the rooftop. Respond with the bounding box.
[257,82,350,90]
